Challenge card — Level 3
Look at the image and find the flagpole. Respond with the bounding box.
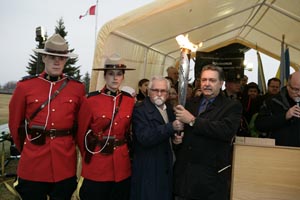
[95,0,99,46]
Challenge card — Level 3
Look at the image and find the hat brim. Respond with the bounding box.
[93,68,136,71]
[33,49,78,58]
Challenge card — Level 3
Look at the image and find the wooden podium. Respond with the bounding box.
[231,138,300,200]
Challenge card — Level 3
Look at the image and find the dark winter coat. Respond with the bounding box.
[173,93,242,200]
[130,97,176,200]
[255,87,300,147]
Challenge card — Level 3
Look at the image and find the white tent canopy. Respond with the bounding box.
[90,0,300,91]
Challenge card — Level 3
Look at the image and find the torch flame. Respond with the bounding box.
[176,34,199,52]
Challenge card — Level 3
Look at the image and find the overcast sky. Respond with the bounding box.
[0,0,284,86]
[0,0,153,85]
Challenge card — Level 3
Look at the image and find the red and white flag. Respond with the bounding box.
[79,5,96,19]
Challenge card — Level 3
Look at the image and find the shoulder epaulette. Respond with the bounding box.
[121,91,133,98]
[87,90,101,98]
[20,74,38,82]
[66,76,83,83]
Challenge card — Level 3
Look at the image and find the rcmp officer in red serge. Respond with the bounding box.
[9,33,86,200]
[76,54,136,200]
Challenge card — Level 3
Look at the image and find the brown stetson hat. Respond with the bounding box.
[33,34,78,58]
[93,53,135,71]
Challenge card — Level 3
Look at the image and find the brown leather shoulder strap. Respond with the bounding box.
[28,78,69,122]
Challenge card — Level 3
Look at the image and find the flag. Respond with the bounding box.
[285,46,290,79]
[277,36,290,86]
[279,38,286,85]
[257,51,266,94]
[79,5,96,19]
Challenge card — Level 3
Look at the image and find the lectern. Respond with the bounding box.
[231,139,300,200]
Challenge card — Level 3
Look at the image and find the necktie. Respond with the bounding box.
[198,99,209,114]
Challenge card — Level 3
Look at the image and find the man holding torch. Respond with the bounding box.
[173,36,242,200]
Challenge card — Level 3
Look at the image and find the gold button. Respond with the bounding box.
[102,115,106,118]
[114,122,117,125]
[35,99,38,102]
[52,109,55,112]
[51,123,54,126]
[69,99,73,103]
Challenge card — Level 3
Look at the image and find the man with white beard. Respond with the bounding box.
[130,75,184,200]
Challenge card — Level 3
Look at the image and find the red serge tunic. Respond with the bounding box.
[9,73,86,182]
[76,88,135,182]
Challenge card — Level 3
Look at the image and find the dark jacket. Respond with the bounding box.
[255,87,300,147]
[130,97,176,200]
[173,93,242,200]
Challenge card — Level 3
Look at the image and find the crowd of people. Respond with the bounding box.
[8,33,300,200]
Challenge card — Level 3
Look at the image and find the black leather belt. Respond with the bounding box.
[114,138,127,147]
[95,138,127,147]
[44,129,72,138]
[28,128,72,138]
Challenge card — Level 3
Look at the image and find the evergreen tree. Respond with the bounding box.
[26,18,81,80]
[82,71,90,93]
[55,18,81,80]
[26,28,47,75]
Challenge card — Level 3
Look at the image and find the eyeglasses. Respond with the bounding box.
[150,88,168,94]
[289,85,300,93]
[48,55,68,61]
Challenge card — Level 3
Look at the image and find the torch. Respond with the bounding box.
[176,34,199,107]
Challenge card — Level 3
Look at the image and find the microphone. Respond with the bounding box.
[295,97,300,106]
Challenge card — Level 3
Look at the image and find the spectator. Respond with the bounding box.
[241,82,262,124]
[255,71,300,147]
[166,66,179,90]
[261,77,281,102]
[136,78,149,102]
[167,86,178,108]
[240,74,248,92]
[223,73,242,101]
[186,84,194,100]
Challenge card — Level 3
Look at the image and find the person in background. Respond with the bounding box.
[166,66,179,91]
[173,64,242,200]
[136,78,149,102]
[130,75,184,200]
[165,76,174,87]
[255,71,300,147]
[240,74,248,93]
[261,77,281,102]
[167,86,178,108]
[223,73,242,101]
[186,84,194,101]
[76,54,136,200]
[9,33,86,200]
[241,82,262,125]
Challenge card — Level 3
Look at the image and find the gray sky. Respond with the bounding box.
[0,0,283,86]
[0,0,153,85]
